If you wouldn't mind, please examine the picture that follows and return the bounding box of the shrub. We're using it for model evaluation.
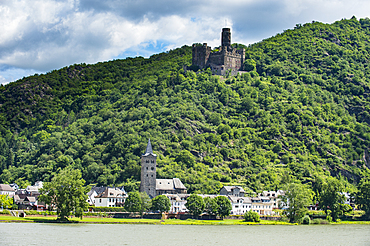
[301,215,311,224]
[326,215,333,223]
[0,209,11,215]
[244,210,261,222]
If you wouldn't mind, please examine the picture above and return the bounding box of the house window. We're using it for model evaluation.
[146,167,148,170]
[151,167,154,170]
[151,160,155,163]
[146,160,149,163]
[99,199,102,203]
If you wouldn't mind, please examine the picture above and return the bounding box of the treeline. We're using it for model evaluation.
[0,18,370,194]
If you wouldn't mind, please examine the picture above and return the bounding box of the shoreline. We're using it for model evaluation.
[0,215,369,225]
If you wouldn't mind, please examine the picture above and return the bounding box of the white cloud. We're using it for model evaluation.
[1,0,370,84]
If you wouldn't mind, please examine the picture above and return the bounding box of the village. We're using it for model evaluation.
[0,140,354,219]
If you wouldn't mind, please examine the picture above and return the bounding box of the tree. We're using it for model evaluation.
[124,191,142,212]
[39,166,88,221]
[0,194,13,208]
[356,179,370,219]
[139,192,152,216]
[214,196,232,219]
[151,195,171,214]
[185,194,205,218]
[280,183,313,223]
[244,210,260,222]
[318,178,346,221]
[204,197,218,215]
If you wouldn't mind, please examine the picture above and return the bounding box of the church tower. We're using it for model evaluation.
[140,139,157,198]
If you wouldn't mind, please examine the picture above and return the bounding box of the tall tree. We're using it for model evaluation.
[151,195,171,215]
[280,183,313,223]
[185,194,205,218]
[356,179,370,219]
[39,166,88,221]
[204,197,218,216]
[139,192,152,216]
[124,191,142,213]
[214,196,232,219]
[318,178,347,221]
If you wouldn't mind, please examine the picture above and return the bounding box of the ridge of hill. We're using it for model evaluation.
[1,17,370,193]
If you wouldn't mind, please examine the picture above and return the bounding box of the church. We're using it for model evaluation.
[140,139,187,198]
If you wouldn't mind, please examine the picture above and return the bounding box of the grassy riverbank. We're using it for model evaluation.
[0,215,294,225]
[1,215,370,225]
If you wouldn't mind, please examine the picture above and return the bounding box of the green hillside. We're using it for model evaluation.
[1,17,370,194]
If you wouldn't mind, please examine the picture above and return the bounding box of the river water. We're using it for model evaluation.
[0,223,369,246]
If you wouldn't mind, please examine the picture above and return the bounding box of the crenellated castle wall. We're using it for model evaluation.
[192,28,245,75]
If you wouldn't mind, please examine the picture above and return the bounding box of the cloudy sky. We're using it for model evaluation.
[0,0,369,84]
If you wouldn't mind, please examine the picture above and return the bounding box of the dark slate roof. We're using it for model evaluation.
[222,185,245,193]
[88,186,108,196]
[142,139,157,157]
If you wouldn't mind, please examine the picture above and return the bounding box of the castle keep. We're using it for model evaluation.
[192,28,245,75]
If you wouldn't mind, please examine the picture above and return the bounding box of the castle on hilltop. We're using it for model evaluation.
[192,28,245,75]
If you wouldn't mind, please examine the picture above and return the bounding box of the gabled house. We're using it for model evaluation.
[156,178,187,196]
[251,196,274,215]
[165,194,190,213]
[86,186,106,206]
[0,184,15,197]
[260,190,284,209]
[94,187,127,207]
[228,196,252,215]
[219,186,245,197]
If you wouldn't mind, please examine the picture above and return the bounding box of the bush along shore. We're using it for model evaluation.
[1,210,369,225]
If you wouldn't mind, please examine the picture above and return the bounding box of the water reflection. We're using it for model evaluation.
[0,223,369,246]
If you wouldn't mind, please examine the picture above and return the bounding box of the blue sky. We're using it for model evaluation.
[1,0,369,84]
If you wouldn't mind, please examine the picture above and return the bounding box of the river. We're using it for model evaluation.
[0,223,369,245]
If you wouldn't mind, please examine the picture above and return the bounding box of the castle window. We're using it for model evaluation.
[151,167,154,170]
[147,174,148,177]
[151,175,153,177]
[146,167,148,170]
[146,160,149,163]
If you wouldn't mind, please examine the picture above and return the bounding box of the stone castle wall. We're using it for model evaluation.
[192,28,245,75]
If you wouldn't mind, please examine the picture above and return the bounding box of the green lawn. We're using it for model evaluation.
[0,215,369,225]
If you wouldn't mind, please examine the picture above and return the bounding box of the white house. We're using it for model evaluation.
[251,196,274,215]
[228,196,252,215]
[260,190,284,209]
[87,186,106,206]
[220,186,245,197]
[165,194,190,213]
[0,184,15,197]
[94,187,126,207]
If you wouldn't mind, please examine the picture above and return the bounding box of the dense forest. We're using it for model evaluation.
[1,17,370,194]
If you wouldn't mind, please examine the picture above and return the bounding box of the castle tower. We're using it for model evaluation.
[140,139,157,198]
[221,28,231,47]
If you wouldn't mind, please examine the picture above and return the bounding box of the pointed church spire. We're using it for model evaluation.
[145,139,153,154]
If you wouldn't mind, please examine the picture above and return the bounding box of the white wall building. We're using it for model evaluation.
[0,184,15,197]
[228,196,252,215]
[165,194,190,213]
[251,196,274,215]
[94,187,126,207]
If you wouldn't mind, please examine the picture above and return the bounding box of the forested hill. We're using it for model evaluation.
[1,17,370,194]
